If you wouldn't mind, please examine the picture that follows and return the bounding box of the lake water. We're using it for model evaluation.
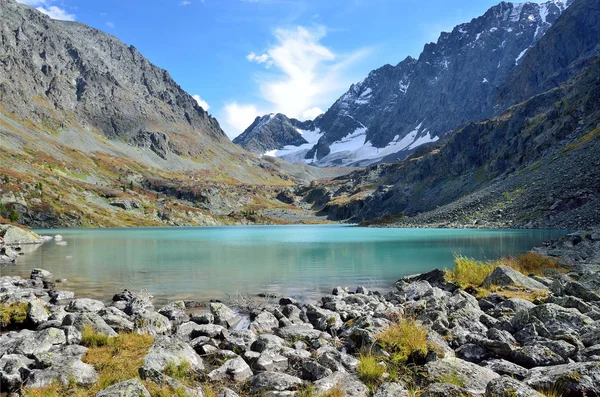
[3,226,568,304]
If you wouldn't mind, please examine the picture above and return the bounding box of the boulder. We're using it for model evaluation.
[133,310,171,336]
[1,225,42,245]
[207,356,253,382]
[62,313,118,337]
[158,301,187,326]
[96,378,151,397]
[275,325,324,341]
[210,303,241,329]
[525,362,600,396]
[302,360,332,381]
[481,359,529,380]
[26,357,98,388]
[125,295,154,316]
[253,351,288,372]
[247,371,303,393]
[485,377,543,397]
[483,266,547,290]
[65,298,105,313]
[424,358,500,396]
[0,353,34,393]
[27,299,49,326]
[421,383,471,397]
[251,334,285,353]
[13,328,66,356]
[30,268,53,281]
[314,371,369,397]
[249,311,279,333]
[139,336,204,379]
[373,382,409,397]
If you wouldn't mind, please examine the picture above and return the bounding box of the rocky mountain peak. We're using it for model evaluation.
[234,0,574,167]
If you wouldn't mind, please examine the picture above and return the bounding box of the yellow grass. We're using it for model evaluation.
[357,355,386,387]
[0,302,28,328]
[376,318,429,363]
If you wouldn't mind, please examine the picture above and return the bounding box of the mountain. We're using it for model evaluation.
[298,0,600,229]
[232,113,318,161]
[0,0,346,227]
[236,0,573,167]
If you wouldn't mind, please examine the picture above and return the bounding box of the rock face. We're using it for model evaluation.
[233,114,317,157]
[0,0,227,159]
[236,0,573,167]
[299,0,600,229]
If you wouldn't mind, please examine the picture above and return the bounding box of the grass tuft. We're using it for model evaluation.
[357,354,386,388]
[376,318,429,364]
[0,302,28,328]
[81,325,110,348]
[163,360,192,381]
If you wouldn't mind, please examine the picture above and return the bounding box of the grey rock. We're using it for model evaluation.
[65,298,105,313]
[99,307,135,332]
[251,334,285,353]
[125,295,154,316]
[26,357,98,388]
[485,377,543,397]
[62,312,118,336]
[275,325,324,341]
[218,387,240,397]
[525,362,600,395]
[191,324,229,340]
[302,360,332,381]
[49,290,75,303]
[207,356,253,382]
[133,310,171,336]
[481,359,529,380]
[139,336,204,379]
[247,371,303,393]
[30,268,52,280]
[158,301,187,326]
[253,351,288,372]
[210,302,241,329]
[27,299,49,326]
[456,343,491,363]
[510,345,565,367]
[0,353,34,393]
[373,382,409,397]
[483,266,547,290]
[425,358,500,396]
[512,303,594,339]
[221,330,257,353]
[190,312,214,325]
[13,327,66,356]
[314,371,369,397]
[96,378,151,397]
[250,311,279,333]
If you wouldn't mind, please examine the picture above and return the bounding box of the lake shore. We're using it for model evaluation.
[1,229,600,396]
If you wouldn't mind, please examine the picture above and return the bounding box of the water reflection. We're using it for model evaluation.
[2,226,568,303]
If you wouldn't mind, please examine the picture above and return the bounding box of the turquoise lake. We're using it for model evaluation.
[3,226,568,303]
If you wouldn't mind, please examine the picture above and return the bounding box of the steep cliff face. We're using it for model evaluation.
[0,0,229,160]
[237,0,574,167]
[300,0,600,228]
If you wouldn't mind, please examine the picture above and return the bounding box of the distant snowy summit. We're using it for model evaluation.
[234,0,573,167]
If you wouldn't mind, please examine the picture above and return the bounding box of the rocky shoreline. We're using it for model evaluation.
[1,231,600,396]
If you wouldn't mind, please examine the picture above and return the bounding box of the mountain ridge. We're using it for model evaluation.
[235,0,574,167]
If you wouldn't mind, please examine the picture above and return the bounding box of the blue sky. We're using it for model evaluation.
[18,0,548,138]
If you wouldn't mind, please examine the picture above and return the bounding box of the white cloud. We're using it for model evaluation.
[230,25,369,138]
[192,95,210,111]
[223,102,263,139]
[16,0,76,21]
[106,21,115,28]
[246,52,271,65]
[180,0,192,5]
[302,107,324,120]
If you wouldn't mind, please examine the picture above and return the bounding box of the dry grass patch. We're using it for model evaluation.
[80,325,110,348]
[476,285,550,302]
[0,302,28,328]
[21,331,154,396]
[445,253,567,290]
[376,318,429,364]
[357,354,386,388]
